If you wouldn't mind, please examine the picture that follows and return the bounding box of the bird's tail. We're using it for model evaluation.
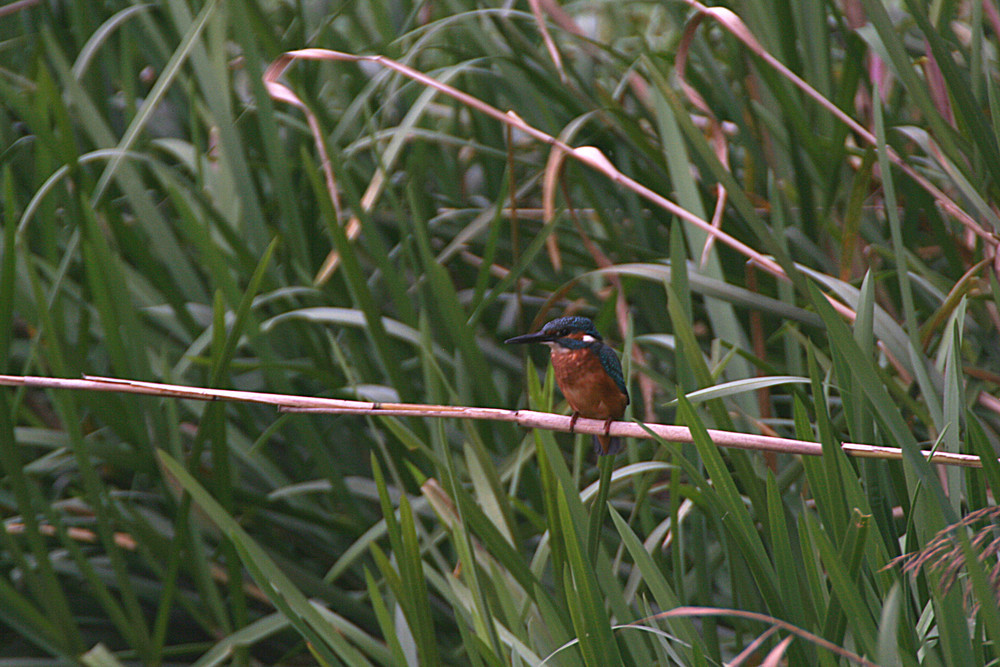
[593,434,625,456]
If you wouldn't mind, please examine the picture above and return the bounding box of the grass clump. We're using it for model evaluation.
[2,0,1000,664]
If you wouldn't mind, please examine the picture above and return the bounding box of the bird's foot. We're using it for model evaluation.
[568,412,580,434]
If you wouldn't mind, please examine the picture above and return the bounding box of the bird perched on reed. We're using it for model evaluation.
[506,316,629,455]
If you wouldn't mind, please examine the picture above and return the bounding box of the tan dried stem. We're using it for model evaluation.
[261,48,787,284]
[632,607,879,667]
[0,0,41,18]
[263,53,343,221]
[262,47,877,337]
[527,0,566,82]
[0,373,990,469]
[259,32,979,388]
[674,11,730,267]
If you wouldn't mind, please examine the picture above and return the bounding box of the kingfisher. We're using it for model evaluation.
[506,316,630,456]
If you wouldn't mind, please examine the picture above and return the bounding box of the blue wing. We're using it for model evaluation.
[597,344,629,403]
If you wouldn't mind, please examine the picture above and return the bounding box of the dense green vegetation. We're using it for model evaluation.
[3,0,1000,664]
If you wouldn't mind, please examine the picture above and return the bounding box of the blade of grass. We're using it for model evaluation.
[556,489,623,666]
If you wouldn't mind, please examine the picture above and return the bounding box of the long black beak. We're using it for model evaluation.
[504,331,552,345]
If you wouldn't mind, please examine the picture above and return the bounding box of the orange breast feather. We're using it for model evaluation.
[551,348,628,420]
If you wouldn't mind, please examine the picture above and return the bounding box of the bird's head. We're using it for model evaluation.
[505,316,602,350]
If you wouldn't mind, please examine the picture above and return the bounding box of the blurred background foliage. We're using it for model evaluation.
[2,0,1000,664]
